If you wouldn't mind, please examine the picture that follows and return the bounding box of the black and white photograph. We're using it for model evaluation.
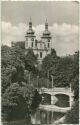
[1,1,79,125]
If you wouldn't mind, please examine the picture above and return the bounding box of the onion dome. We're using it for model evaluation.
[43,19,51,36]
[25,18,35,37]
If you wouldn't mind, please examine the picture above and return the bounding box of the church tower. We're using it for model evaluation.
[25,18,52,64]
[25,18,36,51]
[41,19,52,54]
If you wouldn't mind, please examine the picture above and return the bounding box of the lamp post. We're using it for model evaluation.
[47,70,50,88]
[29,72,31,84]
[51,75,54,89]
[37,76,39,89]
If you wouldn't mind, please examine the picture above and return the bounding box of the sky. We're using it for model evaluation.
[1,1,79,56]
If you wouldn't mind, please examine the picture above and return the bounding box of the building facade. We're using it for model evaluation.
[25,19,52,64]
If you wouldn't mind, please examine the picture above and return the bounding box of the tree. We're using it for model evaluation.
[25,49,38,74]
[65,100,79,124]
[2,83,34,122]
[1,45,12,68]
[1,45,25,92]
[10,62,25,85]
[41,49,74,87]
[1,66,13,94]
[71,51,79,100]
[65,52,79,124]
[42,49,60,77]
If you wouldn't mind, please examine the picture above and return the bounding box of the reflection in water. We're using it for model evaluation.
[31,94,69,124]
[31,109,65,124]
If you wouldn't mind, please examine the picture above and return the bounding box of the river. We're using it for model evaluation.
[2,93,70,125]
[31,94,69,124]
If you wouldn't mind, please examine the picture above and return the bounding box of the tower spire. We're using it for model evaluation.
[30,17,31,22]
[29,17,32,30]
[45,18,48,30]
[46,18,47,23]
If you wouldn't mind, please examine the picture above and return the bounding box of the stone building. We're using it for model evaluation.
[11,19,52,64]
[25,19,52,64]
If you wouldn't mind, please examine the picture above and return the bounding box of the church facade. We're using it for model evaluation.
[25,19,52,64]
[11,19,52,64]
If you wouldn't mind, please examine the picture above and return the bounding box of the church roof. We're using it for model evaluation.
[27,29,35,35]
[43,30,51,36]
[42,19,51,37]
[25,18,35,37]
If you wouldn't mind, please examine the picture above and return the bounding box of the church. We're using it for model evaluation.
[12,19,52,64]
[25,19,52,64]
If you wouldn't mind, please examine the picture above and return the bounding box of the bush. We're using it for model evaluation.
[65,100,79,124]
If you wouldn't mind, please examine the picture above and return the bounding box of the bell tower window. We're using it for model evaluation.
[40,43,42,48]
[32,38,34,41]
[26,42,28,47]
[48,39,50,42]
[48,43,50,48]
[26,38,28,41]
[35,41,37,47]
[32,42,33,47]
[40,52,42,58]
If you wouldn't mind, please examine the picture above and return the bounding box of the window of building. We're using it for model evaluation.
[35,41,37,47]
[26,38,28,41]
[48,43,50,48]
[32,38,34,41]
[32,42,33,47]
[40,52,42,58]
[26,42,28,47]
[48,39,50,42]
[40,43,42,48]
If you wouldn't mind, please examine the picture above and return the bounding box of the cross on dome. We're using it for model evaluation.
[45,18,48,30]
[29,17,32,30]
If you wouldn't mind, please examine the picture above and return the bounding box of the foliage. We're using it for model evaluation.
[1,43,79,124]
[65,52,79,124]
[31,89,42,110]
[42,49,74,87]
[71,51,79,100]
[11,64,24,84]
[2,83,34,121]
[65,100,79,124]
[1,45,40,122]
[42,49,60,77]
[1,45,38,92]
[25,49,38,73]
[1,45,25,93]
[1,45,12,68]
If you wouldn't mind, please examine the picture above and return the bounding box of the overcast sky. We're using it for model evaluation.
[1,1,79,56]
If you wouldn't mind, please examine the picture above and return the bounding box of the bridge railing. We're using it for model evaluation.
[39,87,72,93]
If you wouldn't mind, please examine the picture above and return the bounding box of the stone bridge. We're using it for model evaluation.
[38,87,74,108]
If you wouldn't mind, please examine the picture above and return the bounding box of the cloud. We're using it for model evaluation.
[1,21,78,56]
[1,22,27,46]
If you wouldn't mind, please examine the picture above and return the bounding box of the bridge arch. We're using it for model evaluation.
[39,87,74,107]
[53,92,71,96]
[41,93,51,105]
[55,94,70,107]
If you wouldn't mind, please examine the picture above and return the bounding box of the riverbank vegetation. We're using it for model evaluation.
[1,43,79,124]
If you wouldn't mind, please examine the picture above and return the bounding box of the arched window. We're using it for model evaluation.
[35,40,37,47]
[40,52,42,58]
[32,38,34,41]
[40,43,42,48]
[48,43,50,48]
[26,42,28,47]
[32,42,33,47]
[26,38,28,41]
[48,39,50,42]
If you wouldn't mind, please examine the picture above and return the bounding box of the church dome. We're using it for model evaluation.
[25,18,35,37]
[42,19,51,37]
[27,29,35,34]
[43,30,51,36]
